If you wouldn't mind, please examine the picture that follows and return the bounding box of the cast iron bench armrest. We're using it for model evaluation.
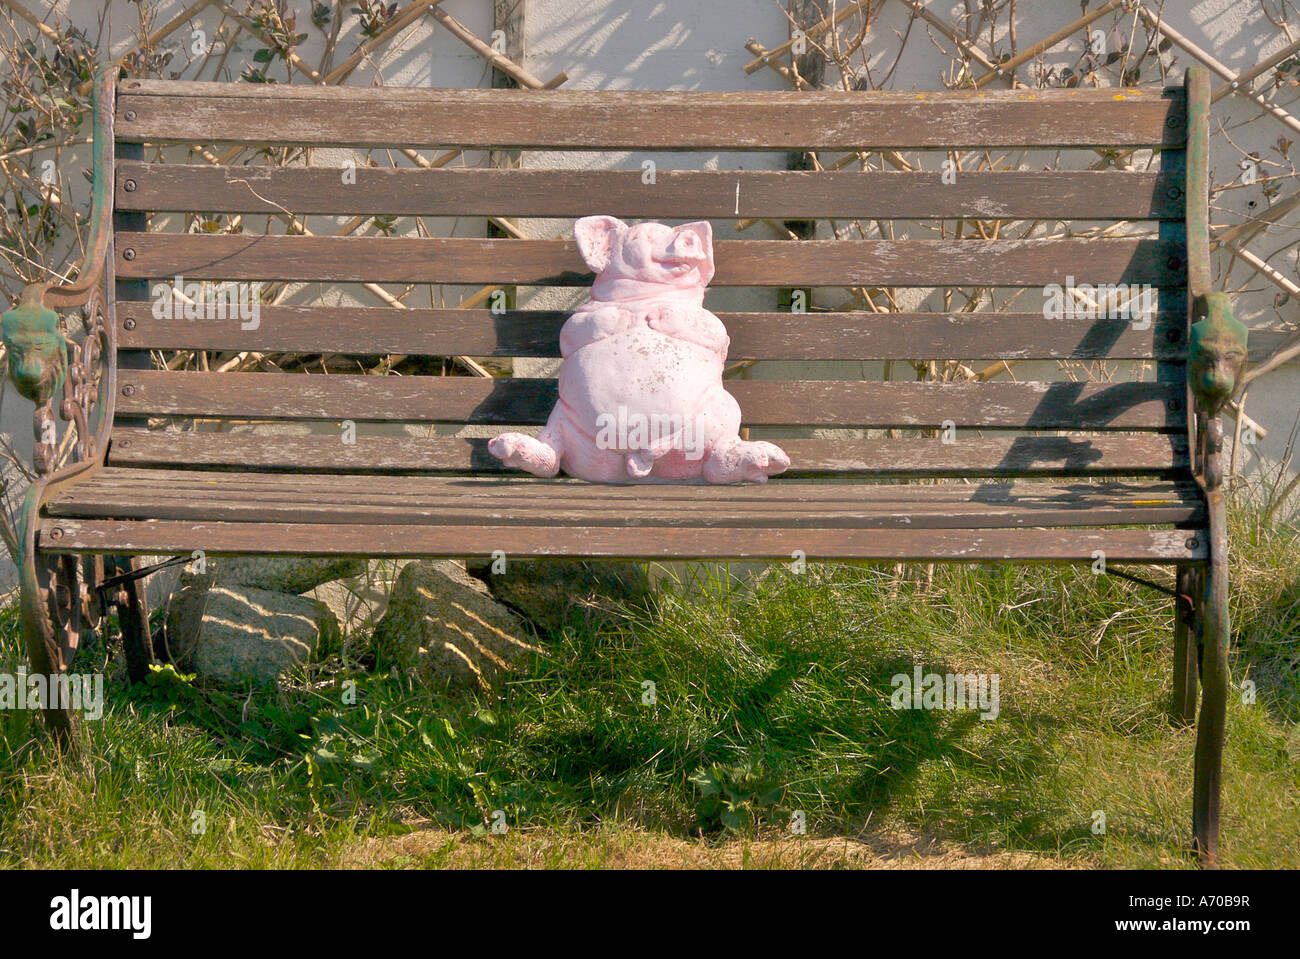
[3,66,120,728]
[1183,68,1247,489]
[2,64,119,477]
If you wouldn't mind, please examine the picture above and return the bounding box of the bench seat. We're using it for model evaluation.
[40,469,1206,561]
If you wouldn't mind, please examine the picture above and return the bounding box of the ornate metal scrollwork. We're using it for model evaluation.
[1,279,109,476]
[60,280,110,467]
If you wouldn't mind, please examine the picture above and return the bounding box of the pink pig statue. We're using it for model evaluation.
[488,216,791,484]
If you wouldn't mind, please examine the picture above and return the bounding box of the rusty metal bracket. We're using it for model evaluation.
[94,554,189,603]
[1103,564,1190,609]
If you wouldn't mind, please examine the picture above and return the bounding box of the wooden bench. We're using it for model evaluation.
[4,66,1246,866]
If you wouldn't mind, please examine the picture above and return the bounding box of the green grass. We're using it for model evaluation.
[0,503,1296,869]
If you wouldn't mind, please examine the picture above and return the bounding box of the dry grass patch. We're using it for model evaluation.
[345,824,1084,870]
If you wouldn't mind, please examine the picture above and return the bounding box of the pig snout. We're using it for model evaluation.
[665,231,705,262]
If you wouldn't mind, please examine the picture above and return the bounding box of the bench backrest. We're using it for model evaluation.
[107,79,1192,480]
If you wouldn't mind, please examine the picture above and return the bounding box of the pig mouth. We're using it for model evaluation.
[661,259,700,276]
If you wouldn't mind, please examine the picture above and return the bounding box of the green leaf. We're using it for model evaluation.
[417,714,455,746]
[719,808,749,833]
[253,48,274,63]
[688,768,721,797]
[418,715,436,747]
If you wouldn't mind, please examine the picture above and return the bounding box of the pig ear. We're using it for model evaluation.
[574,215,628,273]
[675,220,714,283]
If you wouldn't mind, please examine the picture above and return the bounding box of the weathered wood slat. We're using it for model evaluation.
[56,468,1201,500]
[39,518,1207,563]
[47,503,1197,530]
[49,477,1201,507]
[107,429,1190,476]
[114,232,1188,287]
[114,303,1188,361]
[113,372,1186,430]
[115,81,1186,150]
[115,163,1187,220]
[46,474,1204,529]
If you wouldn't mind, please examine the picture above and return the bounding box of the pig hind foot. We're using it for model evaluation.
[702,438,791,484]
[488,430,563,478]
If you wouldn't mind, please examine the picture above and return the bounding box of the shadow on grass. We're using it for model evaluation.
[513,634,1071,851]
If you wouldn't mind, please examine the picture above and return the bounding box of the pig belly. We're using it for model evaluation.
[559,328,721,425]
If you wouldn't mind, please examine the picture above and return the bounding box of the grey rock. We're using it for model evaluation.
[165,583,341,685]
[308,559,415,637]
[138,554,184,610]
[372,560,539,689]
[645,560,769,596]
[181,554,367,595]
[468,558,651,636]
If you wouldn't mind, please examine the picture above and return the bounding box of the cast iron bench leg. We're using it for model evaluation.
[109,556,155,683]
[1192,490,1229,867]
[1171,565,1199,725]
[18,548,78,742]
